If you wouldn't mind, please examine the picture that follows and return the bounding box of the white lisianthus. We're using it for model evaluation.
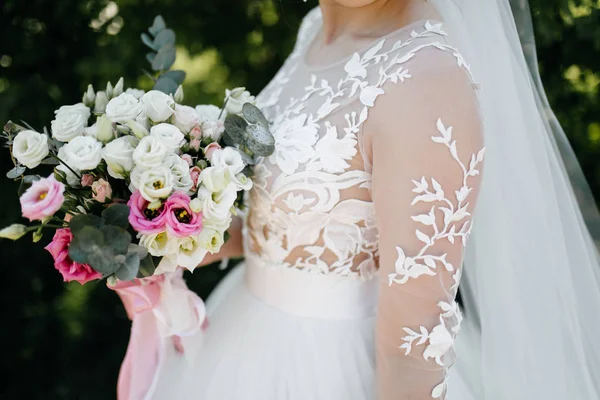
[83,123,98,138]
[56,146,81,187]
[195,183,237,222]
[164,154,193,193]
[197,226,224,254]
[210,147,245,175]
[133,135,169,169]
[128,166,143,191]
[95,114,115,144]
[138,231,178,257]
[0,224,28,240]
[201,120,224,142]
[173,104,200,134]
[61,136,102,171]
[12,130,49,169]
[149,123,184,152]
[195,104,222,122]
[198,166,230,192]
[94,91,109,114]
[51,105,90,142]
[231,172,253,191]
[138,165,173,202]
[224,87,255,115]
[105,93,144,123]
[125,88,145,100]
[102,136,138,179]
[140,90,175,122]
[176,235,208,271]
[126,118,149,139]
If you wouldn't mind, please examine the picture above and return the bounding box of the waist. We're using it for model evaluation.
[244,254,379,320]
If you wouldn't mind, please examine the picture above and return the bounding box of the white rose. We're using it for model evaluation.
[140,90,175,122]
[138,165,173,202]
[51,109,88,142]
[224,87,255,115]
[149,123,184,152]
[195,183,237,221]
[105,93,144,123]
[61,136,102,171]
[55,103,91,120]
[197,226,224,254]
[56,146,81,187]
[138,231,177,257]
[164,154,193,193]
[12,130,49,169]
[198,166,230,192]
[210,147,245,175]
[102,136,138,179]
[125,88,145,100]
[195,104,222,122]
[133,135,168,169]
[173,105,200,134]
[201,120,224,142]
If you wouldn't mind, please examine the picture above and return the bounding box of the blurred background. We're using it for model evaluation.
[0,0,599,398]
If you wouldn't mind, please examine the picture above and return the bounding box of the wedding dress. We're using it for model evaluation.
[115,3,600,400]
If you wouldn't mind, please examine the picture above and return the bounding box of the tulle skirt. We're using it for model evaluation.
[146,261,475,400]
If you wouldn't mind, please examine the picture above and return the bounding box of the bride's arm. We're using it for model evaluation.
[197,215,245,268]
[364,51,484,399]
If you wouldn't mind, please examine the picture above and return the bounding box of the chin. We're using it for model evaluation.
[332,0,378,7]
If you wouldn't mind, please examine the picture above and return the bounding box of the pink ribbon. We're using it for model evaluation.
[110,269,207,400]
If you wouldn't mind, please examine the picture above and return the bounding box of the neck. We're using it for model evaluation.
[318,0,418,44]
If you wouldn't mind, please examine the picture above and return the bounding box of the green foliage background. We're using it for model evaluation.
[0,1,598,398]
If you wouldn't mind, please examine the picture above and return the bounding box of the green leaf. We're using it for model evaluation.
[224,114,248,144]
[146,52,156,65]
[221,131,236,147]
[161,70,186,85]
[101,204,130,230]
[87,251,118,275]
[69,214,104,235]
[68,226,105,264]
[153,75,178,95]
[244,124,275,156]
[137,255,156,278]
[153,29,176,48]
[141,32,158,51]
[6,165,26,179]
[241,165,255,178]
[101,226,131,256]
[18,175,41,196]
[148,15,166,36]
[114,253,140,281]
[242,103,269,127]
[151,44,176,71]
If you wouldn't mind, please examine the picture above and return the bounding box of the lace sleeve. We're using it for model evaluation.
[364,50,485,399]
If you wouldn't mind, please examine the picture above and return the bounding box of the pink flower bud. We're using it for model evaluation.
[189,126,203,140]
[92,179,112,203]
[81,174,94,187]
[203,142,222,161]
[189,166,202,193]
[181,154,194,166]
[189,138,201,152]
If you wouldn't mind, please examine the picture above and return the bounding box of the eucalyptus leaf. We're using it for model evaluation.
[39,157,60,165]
[141,32,158,51]
[161,70,186,85]
[242,103,269,127]
[151,44,176,71]
[114,253,140,281]
[221,131,236,147]
[232,147,255,166]
[153,29,176,48]
[101,204,130,230]
[224,114,248,144]
[127,243,148,260]
[137,255,156,278]
[146,52,156,65]
[17,175,41,196]
[68,226,105,264]
[6,165,26,179]
[87,251,118,275]
[69,214,104,235]
[101,226,131,256]
[241,165,255,178]
[153,76,178,95]
[148,15,166,36]
[244,124,275,156]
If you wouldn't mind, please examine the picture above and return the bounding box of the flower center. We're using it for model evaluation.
[39,192,48,200]
[143,205,163,220]
[153,180,164,190]
[175,208,191,224]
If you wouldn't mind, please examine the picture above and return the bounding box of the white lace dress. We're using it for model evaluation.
[150,8,484,400]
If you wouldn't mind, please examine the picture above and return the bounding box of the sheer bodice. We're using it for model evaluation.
[242,8,485,399]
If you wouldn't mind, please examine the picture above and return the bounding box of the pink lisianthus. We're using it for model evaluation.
[45,228,102,284]
[203,142,221,161]
[189,166,202,193]
[81,174,94,187]
[165,191,202,237]
[20,174,65,221]
[127,190,168,234]
[189,126,202,140]
[181,154,193,167]
[92,179,112,203]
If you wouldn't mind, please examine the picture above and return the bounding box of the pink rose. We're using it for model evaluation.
[81,174,94,187]
[127,190,168,234]
[20,174,65,221]
[189,126,202,140]
[189,138,201,152]
[92,178,112,203]
[45,228,102,284]
[181,154,193,166]
[203,142,221,161]
[165,191,202,237]
[189,166,202,193]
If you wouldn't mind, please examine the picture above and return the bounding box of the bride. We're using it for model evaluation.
[113,1,600,399]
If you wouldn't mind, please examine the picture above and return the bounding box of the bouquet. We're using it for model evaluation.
[0,16,274,285]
